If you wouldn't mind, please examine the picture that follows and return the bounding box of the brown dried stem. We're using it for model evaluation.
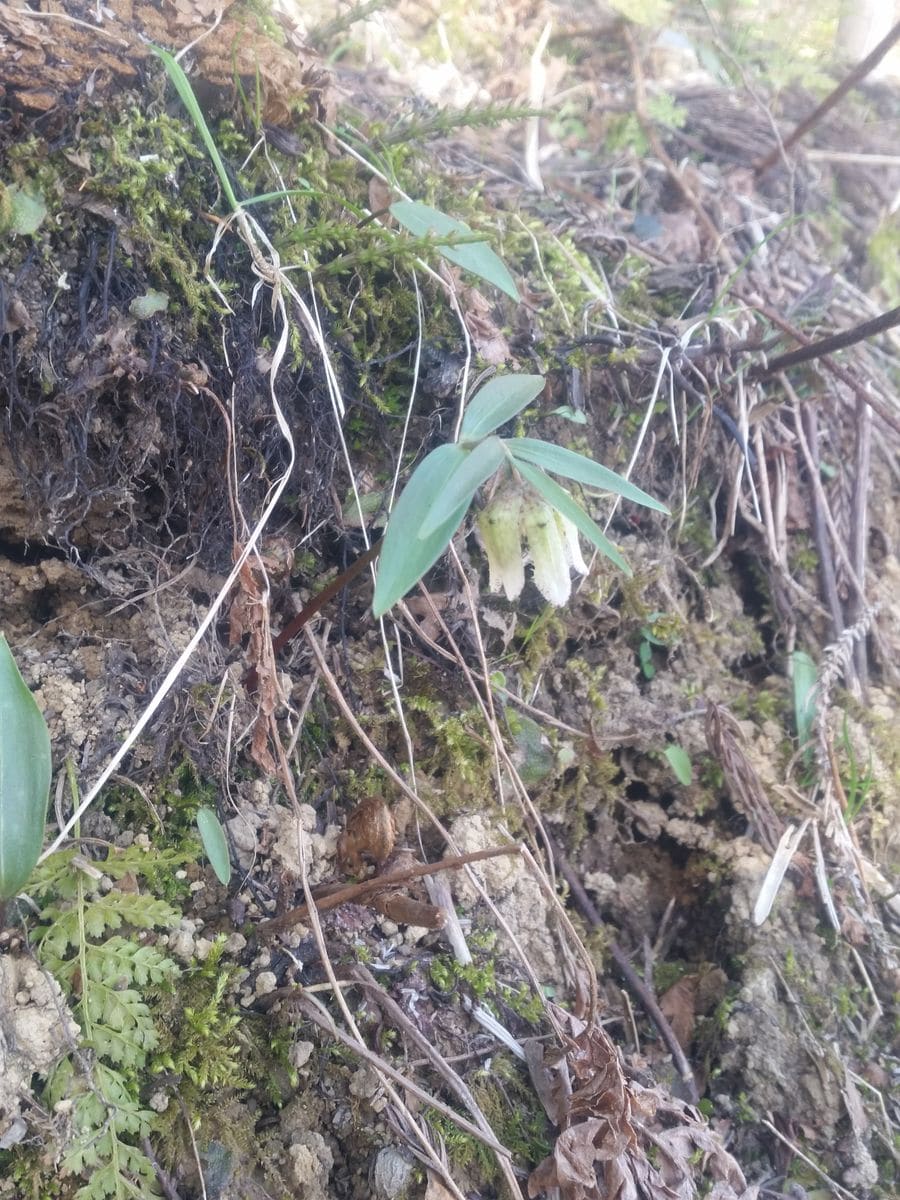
[243,538,381,692]
[547,835,699,1104]
[755,19,900,175]
[754,304,900,378]
[256,844,520,938]
[749,304,900,438]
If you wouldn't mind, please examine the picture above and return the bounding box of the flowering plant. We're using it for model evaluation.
[372,374,667,616]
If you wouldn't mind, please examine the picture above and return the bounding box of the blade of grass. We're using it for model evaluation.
[150,43,240,212]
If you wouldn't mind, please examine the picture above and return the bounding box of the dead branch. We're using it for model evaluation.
[753,304,900,377]
[755,19,900,175]
[256,845,521,938]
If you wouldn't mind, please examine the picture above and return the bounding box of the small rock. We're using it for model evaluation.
[372,1146,415,1199]
[0,1116,28,1150]
[403,924,431,944]
[287,1130,333,1200]
[290,1040,314,1069]
[349,1065,382,1101]
[168,929,196,962]
[254,971,278,997]
[194,938,213,961]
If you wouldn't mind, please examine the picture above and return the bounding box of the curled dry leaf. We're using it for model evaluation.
[658,975,699,1052]
[705,702,782,853]
[373,892,445,929]
[461,285,511,365]
[228,544,290,777]
[337,796,397,874]
[528,1007,758,1200]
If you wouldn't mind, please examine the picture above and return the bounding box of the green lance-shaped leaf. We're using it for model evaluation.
[664,744,693,786]
[150,44,240,212]
[506,438,669,513]
[0,633,51,900]
[390,200,520,301]
[792,650,817,753]
[373,444,471,617]
[512,460,632,575]
[418,436,506,539]
[196,807,232,886]
[459,375,546,441]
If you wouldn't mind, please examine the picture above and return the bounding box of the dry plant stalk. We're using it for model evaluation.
[705,703,783,853]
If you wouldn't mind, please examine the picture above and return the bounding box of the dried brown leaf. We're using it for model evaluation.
[528,1118,611,1197]
[461,286,511,365]
[373,891,445,928]
[525,1038,572,1126]
[705,703,782,852]
[658,976,698,1051]
[337,796,397,874]
[529,1011,757,1200]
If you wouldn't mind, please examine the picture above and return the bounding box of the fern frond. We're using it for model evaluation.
[36,894,180,959]
[52,937,178,989]
[36,855,181,1200]
[70,1135,160,1200]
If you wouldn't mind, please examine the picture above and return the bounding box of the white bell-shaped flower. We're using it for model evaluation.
[477,487,525,600]
[521,496,572,606]
[479,482,590,606]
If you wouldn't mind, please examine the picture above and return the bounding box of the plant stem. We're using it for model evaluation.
[755,19,900,175]
[243,538,381,692]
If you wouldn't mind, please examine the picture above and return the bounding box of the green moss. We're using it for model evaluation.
[427,1056,551,1184]
[403,692,492,803]
[789,533,819,575]
[153,938,249,1096]
[566,656,608,711]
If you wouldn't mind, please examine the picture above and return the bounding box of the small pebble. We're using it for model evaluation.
[254,971,278,996]
[290,1041,314,1069]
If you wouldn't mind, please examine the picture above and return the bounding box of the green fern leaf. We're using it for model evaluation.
[36,850,181,1200]
[85,938,178,988]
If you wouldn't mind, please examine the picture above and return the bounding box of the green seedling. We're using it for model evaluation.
[791,649,817,760]
[664,743,693,786]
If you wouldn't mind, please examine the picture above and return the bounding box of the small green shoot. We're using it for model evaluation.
[150,44,240,212]
[838,715,873,823]
[791,649,817,757]
[664,744,693,786]
[638,626,668,679]
[196,807,232,885]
